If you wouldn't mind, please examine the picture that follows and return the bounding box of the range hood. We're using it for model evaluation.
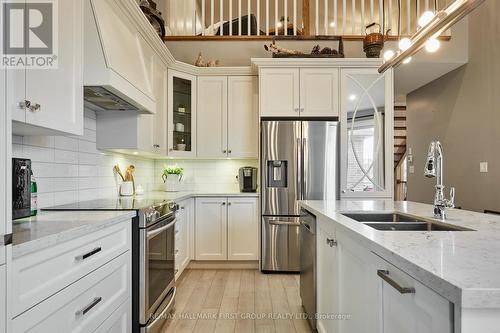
[84,0,156,113]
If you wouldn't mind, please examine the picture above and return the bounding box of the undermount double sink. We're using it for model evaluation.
[342,213,475,232]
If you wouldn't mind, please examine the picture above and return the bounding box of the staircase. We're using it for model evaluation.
[394,105,407,168]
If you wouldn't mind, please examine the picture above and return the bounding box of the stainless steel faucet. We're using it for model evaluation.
[424,141,455,219]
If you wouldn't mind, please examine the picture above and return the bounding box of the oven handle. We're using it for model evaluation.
[147,219,176,240]
[146,287,177,330]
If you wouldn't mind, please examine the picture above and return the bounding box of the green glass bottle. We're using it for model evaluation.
[30,171,37,216]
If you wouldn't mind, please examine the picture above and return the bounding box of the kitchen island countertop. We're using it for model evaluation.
[299,200,500,309]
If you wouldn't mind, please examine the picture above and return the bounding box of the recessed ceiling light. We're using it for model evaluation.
[349,94,357,101]
[133,152,138,155]
[418,11,435,27]
[425,38,440,53]
[383,49,395,61]
[398,38,412,51]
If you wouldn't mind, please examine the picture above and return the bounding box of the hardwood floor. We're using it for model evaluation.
[161,269,312,333]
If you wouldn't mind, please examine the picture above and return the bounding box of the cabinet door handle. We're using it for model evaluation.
[75,297,102,317]
[181,206,185,210]
[222,202,226,206]
[326,238,337,247]
[75,247,102,262]
[223,150,227,154]
[29,103,41,112]
[228,150,232,154]
[228,202,232,206]
[377,270,415,294]
[153,144,160,148]
[19,100,31,109]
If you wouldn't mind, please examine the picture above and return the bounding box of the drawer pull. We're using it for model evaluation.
[377,270,415,294]
[75,297,102,317]
[75,247,102,262]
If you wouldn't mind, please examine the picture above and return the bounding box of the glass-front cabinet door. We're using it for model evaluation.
[168,69,197,157]
[340,68,393,198]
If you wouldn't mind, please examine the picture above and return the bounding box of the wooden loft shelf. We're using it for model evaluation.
[163,35,451,42]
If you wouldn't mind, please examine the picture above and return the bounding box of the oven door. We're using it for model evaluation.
[139,215,176,327]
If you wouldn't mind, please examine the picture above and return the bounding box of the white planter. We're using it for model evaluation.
[163,174,182,192]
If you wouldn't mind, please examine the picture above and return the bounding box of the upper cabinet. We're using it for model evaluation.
[197,75,258,159]
[168,70,197,157]
[340,68,393,198]
[10,0,84,136]
[259,67,339,117]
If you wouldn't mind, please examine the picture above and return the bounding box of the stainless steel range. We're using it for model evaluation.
[44,198,178,332]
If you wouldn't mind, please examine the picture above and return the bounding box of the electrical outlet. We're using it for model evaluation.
[480,162,488,173]
[409,165,415,174]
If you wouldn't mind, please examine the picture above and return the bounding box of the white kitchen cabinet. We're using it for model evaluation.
[316,225,339,333]
[260,68,300,117]
[168,70,197,157]
[373,254,453,333]
[197,76,258,159]
[96,56,168,155]
[299,68,339,117]
[11,0,84,136]
[260,67,338,118]
[175,199,192,278]
[340,68,393,198]
[227,76,259,158]
[195,197,258,261]
[197,76,228,158]
[93,300,131,333]
[12,251,130,333]
[195,197,228,260]
[227,198,258,260]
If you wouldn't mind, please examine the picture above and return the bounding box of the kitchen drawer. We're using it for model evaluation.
[374,254,453,333]
[12,221,131,316]
[93,299,131,333]
[12,251,131,333]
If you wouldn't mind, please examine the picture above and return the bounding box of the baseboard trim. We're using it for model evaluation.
[187,260,259,269]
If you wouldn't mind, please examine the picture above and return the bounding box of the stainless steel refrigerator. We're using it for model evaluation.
[261,120,339,272]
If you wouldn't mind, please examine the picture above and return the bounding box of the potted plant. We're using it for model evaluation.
[162,166,183,192]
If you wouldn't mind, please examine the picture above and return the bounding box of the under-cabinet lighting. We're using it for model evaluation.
[379,0,486,73]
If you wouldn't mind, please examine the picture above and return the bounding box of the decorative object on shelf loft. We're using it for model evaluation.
[139,0,166,38]
[177,104,186,113]
[264,36,344,58]
[195,52,220,67]
[363,23,391,58]
[162,166,183,192]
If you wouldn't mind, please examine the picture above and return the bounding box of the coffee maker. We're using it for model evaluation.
[238,167,258,193]
[12,158,31,220]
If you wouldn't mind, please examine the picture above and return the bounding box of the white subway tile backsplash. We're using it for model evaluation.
[78,139,100,154]
[52,178,79,192]
[84,117,97,130]
[12,135,23,144]
[23,136,54,148]
[78,165,98,177]
[54,191,79,206]
[24,145,54,162]
[54,149,78,164]
[54,136,78,151]
[80,128,97,143]
[78,152,102,165]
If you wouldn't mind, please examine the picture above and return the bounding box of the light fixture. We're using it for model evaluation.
[276,21,283,28]
[398,38,412,51]
[425,38,440,52]
[402,56,412,64]
[383,49,395,61]
[418,11,435,27]
[133,152,138,155]
[330,21,336,28]
[349,94,357,101]
[379,0,486,73]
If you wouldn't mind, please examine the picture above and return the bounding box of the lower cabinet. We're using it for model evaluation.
[11,220,132,333]
[316,218,453,333]
[195,197,258,261]
[176,198,193,278]
[373,254,453,333]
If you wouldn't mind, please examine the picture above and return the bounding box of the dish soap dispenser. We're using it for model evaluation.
[30,170,37,216]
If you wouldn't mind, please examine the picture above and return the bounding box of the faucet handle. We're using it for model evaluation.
[448,187,455,208]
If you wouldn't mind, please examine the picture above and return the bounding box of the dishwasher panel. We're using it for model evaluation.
[300,209,317,331]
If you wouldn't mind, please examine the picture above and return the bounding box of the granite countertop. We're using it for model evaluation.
[12,210,136,258]
[299,200,500,309]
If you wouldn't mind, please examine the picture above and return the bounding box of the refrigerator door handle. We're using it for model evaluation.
[296,137,302,202]
[302,137,307,200]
